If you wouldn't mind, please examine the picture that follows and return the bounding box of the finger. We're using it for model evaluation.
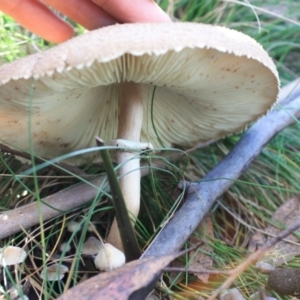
[92,0,171,23]
[0,0,74,43]
[44,0,118,30]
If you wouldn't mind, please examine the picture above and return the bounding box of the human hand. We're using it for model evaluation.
[0,0,171,43]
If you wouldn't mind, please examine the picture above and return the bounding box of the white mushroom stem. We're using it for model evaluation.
[107,82,143,251]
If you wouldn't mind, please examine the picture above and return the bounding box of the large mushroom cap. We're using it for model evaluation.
[0,22,279,164]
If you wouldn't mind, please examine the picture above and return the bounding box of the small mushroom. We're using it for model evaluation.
[40,263,69,281]
[59,242,71,253]
[0,23,279,250]
[94,243,125,271]
[255,261,275,274]
[0,246,26,266]
[220,288,245,300]
[81,236,102,255]
[67,221,81,233]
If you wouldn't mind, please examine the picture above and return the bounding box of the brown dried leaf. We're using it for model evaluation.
[249,197,300,266]
[57,252,180,300]
[189,215,214,283]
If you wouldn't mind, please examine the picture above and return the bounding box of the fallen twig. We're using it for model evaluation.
[0,177,106,239]
[143,78,300,258]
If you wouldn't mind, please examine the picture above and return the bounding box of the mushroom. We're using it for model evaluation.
[0,246,26,266]
[94,243,125,271]
[81,237,125,271]
[67,221,81,233]
[81,236,102,255]
[40,263,69,281]
[0,23,279,250]
[59,242,71,253]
